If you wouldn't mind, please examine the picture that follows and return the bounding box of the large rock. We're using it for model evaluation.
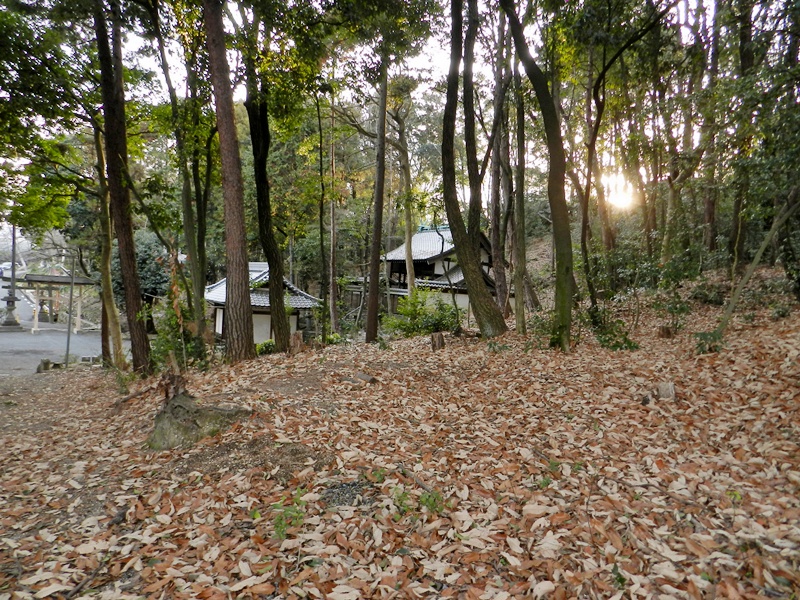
[147,393,251,451]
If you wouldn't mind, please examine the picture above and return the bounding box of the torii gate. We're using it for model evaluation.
[22,273,95,334]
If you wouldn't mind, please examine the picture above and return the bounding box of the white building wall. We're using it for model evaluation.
[215,309,300,344]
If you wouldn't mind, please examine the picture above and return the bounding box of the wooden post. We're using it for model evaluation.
[31,286,40,334]
[75,286,83,334]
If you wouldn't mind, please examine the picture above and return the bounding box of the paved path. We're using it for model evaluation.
[0,281,121,376]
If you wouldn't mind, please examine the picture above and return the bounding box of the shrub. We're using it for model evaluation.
[256,340,276,356]
[383,289,461,337]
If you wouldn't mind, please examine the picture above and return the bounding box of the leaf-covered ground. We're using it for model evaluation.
[1,274,799,599]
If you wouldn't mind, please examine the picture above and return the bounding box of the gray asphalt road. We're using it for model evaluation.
[0,281,120,376]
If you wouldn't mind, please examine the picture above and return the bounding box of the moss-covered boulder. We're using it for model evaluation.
[146,393,251,451]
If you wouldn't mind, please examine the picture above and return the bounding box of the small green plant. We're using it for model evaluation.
[770,304,790,320]
[271,488,307,540]
[595,318,639,351]
[612,563,627,589]
[695,330,724,354]
[149,285,208,371]
[256,340,276,356]
[548,459,561,472]
[392,488,413,517]
[654,288,692,331]
[113,367,138,395]
[689,282,727,306]
[325,332,346,344]
[487,340,510,353]
[726,488,743,505]
[526,311,554,347]
[572,461,584,472]
[419,491,445,514]
[366,468,387,483]
[538,476,552,489]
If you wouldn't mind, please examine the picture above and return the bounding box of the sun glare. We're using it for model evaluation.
[603,173,634,210]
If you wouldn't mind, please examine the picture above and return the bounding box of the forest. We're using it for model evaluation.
[1,0,797,374]
[1,1,800,597]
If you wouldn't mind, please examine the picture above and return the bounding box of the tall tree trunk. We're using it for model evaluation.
[93,0,151,373]
[729,0,755,272]
[501,0,573,350]
[702,0,721,252]
[93,118,125,369]
[513,69,527,333]
[329,88,340,334]
[245,86,290,352]
[393,111,417,294]
[365,57,389,343]
[315,93,329,342]
[203,0,255,362]
[443,0,507,339]
[463,0,483,254]
[146,0,206,354]
[490,12,509,316]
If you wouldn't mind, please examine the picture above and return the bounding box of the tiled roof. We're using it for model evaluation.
[204,263,320,309]
[384,228,454,262]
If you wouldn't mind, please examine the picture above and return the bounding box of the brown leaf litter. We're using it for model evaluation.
[1,275,798,599]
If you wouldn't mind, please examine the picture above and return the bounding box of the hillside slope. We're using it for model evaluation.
[1,275,798,599]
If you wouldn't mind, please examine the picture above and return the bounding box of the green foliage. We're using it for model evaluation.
[770,304,790,320]
[366,468,387,483]
[612,563,627,589]
[419,491,444,514]
[149,281,206,371]
[694,330,724,354]
[316,332,347,345]
[653,289,691,331]
[256,340,277,356]
[383,289,461,337]
[582,308,639,351]
[391,487,413,517]
[690,282,727,306]
[525,311,555,349]
[272,488,307,540]
[111,230,169,307]
[0,7,77,154]
[487,340,510,353]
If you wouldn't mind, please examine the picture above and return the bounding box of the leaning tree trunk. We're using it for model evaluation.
[93,121,126,370]
[443,0,507,339]
[204,0,255,362]
[502,0,573,351]
[94,0,151,373]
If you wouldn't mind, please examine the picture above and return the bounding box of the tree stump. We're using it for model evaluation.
[289,331,305,355]
[431,332,445,351]
[146,374,251,450]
